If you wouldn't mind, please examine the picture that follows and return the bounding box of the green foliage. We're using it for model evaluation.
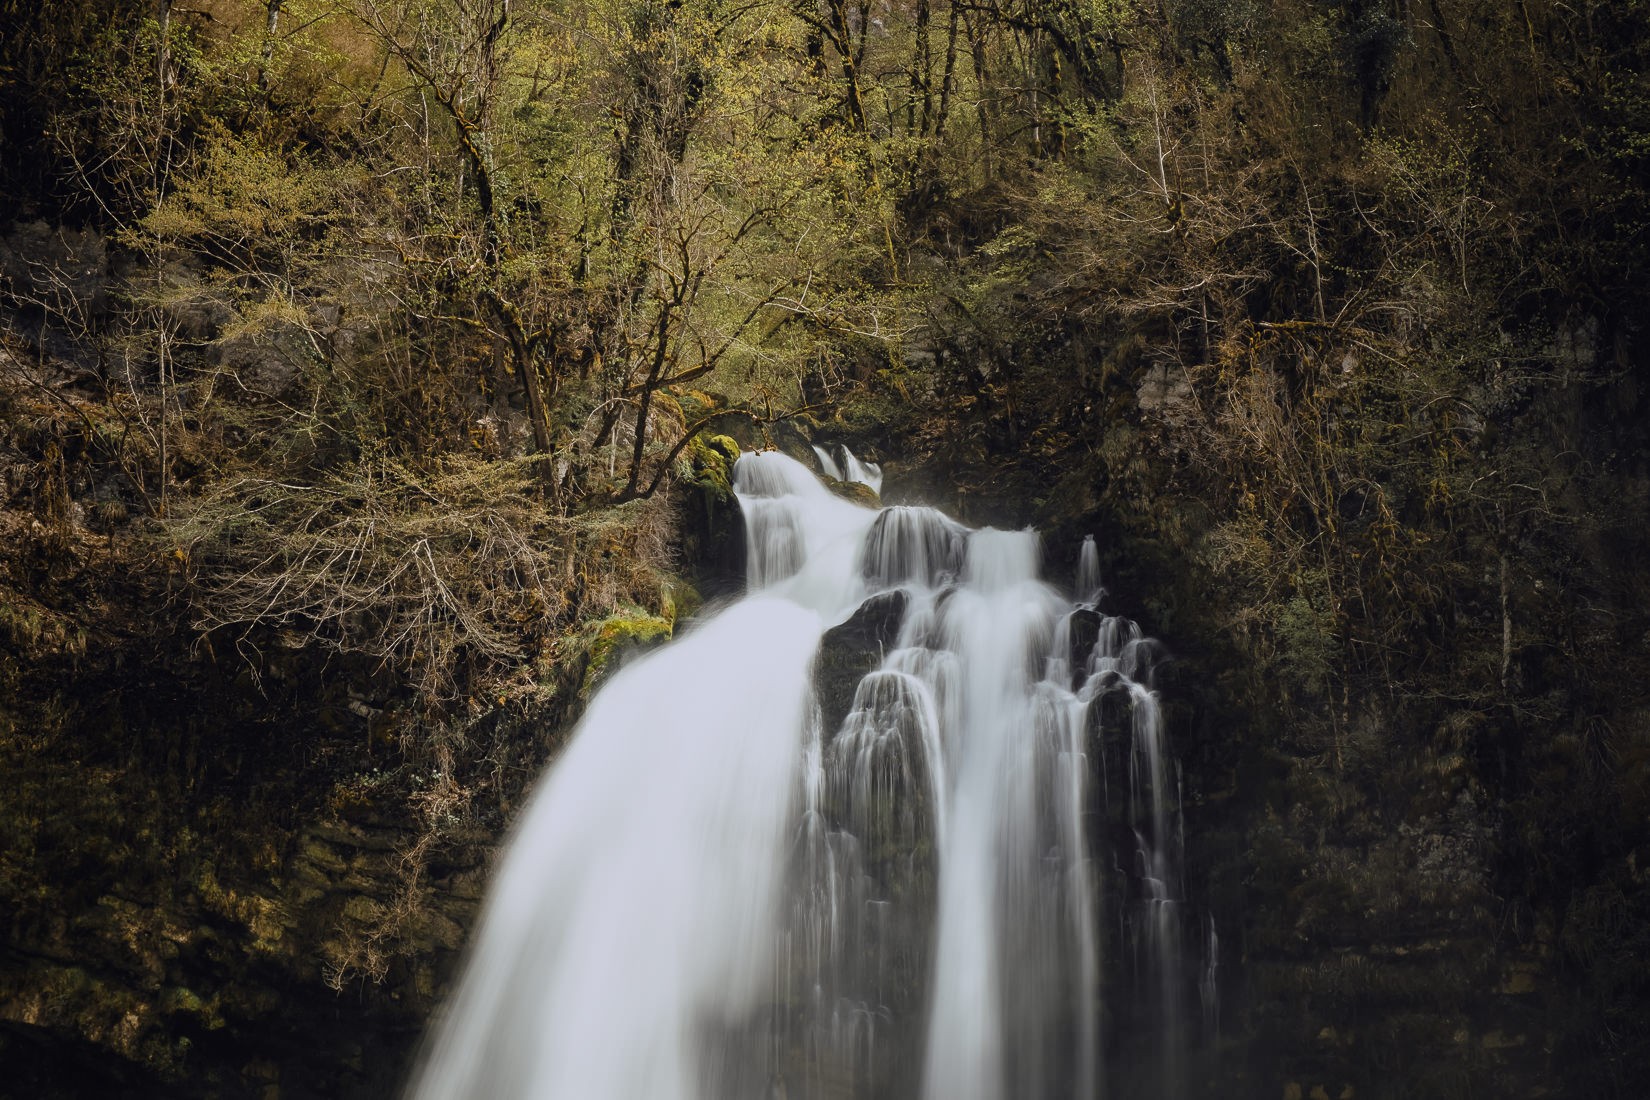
[1272,588,1338,699]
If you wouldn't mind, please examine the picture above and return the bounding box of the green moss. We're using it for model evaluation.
[681,434,735,500]
[581,610,673,697]
[705,434,741,467]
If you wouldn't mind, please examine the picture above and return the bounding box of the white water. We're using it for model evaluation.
[812,444,844,482]
[407,450,1199,1100]
[843,451,884,495]
[1078,534,1102,602]
[814,443,884,496]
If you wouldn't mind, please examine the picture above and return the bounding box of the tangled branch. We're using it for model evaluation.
[169,454,671,707]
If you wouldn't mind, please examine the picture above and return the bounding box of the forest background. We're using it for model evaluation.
[1,1,1648,1097]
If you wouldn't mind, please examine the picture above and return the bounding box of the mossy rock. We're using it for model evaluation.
[681,433,740,500]
[675,434,748,598]
[704,434,741,468]
[0,589,87,656]
[826,478,880,507]
[581,611,673,698]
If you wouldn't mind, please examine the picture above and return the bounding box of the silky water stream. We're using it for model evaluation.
[406,450,1208,1099]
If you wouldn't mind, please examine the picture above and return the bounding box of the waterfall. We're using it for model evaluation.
[842,450,883,495]
[406,450,1203,1100]
[812,444,844,482]
[1077,534,1102,603]
[814,443,884,496]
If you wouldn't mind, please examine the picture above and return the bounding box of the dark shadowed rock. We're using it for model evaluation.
[815,589,908,736]
[1067,607,1101,683]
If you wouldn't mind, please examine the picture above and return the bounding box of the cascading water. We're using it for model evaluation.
[813,443,884,496]
[1078,533,1103,603]
[406,451,1206,1100]
[842,451,884,496]
[812,444,844,482]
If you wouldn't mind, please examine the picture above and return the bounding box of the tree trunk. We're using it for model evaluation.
[257,0,283,90]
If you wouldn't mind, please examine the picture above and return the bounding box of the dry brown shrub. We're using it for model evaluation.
[168,453,674,709]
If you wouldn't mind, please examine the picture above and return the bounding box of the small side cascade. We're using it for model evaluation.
[1077,534,1103,603]
[813,442,884,495]
[1072,586,1199,1100]
[813,444,845,482]
[735,452,874,613]
[405,449,1211,1100]
[842,450,884,495]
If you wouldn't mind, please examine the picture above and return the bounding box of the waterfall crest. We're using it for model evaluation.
[406,450,1202,1100]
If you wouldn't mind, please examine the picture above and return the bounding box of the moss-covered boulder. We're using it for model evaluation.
[825,477,881,507]
[679,432,740,501]
[703,433,740,470]
[579,610,673,699]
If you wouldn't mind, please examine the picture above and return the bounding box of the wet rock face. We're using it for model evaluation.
[815,589,908,736]
[1065,607,1102,688]
[796,588,939,1100]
